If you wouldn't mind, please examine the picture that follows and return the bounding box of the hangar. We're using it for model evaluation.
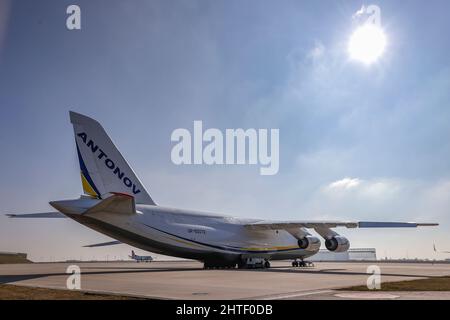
[309,248,377,261]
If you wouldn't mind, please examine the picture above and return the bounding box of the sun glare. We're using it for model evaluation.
[348,24,387,64]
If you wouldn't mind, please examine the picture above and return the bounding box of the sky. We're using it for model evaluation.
[0,0,449,261]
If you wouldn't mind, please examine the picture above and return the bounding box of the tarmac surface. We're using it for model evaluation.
[1,261,449,299]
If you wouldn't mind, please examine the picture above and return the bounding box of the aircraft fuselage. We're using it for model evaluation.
[58,200,319,266]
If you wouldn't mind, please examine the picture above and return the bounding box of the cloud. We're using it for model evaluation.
[323,177,403,202]
[327,177,361,190]
[309,177,448,222]
[274,175,449,259]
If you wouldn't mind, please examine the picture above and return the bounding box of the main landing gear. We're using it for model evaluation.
[238,258,270,269]
[203,262,236,269]
[291,259,314,268]
[203,258,271,270]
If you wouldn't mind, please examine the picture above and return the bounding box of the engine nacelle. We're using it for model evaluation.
[297,236,321,251]
[324,236,350,252]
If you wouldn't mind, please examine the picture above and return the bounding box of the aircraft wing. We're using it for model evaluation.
[6,212,66,218]
[244,220,438,230]
[83,240,122,247]
[357,221,438,227]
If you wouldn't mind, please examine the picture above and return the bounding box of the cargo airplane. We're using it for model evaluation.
[6,112,438,269]
[129,250,153,263]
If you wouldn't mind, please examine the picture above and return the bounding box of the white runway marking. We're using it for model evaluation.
[261,290,334,300]
[334,292,399,299]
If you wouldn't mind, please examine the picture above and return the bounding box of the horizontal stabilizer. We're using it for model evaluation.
[84,192,136,215]
[6,212,66,218]
[83,240,122,247]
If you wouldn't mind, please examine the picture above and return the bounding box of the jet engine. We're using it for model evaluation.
[324,236,350,252]
[297,235,321,251]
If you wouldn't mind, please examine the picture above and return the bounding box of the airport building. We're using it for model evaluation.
[310,248,377,261]
[0,251,31,264]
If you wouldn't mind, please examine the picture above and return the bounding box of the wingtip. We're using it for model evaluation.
[418,223,439,227]
[358,221,440,228]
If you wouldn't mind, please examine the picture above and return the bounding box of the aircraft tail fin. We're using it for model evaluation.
[69,111,156,205]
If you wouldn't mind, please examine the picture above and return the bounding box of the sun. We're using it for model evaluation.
[348,23,387,64]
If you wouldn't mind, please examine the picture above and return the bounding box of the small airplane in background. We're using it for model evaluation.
[129,250,153,263]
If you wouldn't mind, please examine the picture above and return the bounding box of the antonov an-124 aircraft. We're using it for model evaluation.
[6,112,438,269]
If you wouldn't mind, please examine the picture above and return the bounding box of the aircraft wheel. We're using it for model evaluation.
[203,263,212,269]
[264,261,271,268]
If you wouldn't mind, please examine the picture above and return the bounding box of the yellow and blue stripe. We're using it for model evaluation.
[76,141,101,199]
